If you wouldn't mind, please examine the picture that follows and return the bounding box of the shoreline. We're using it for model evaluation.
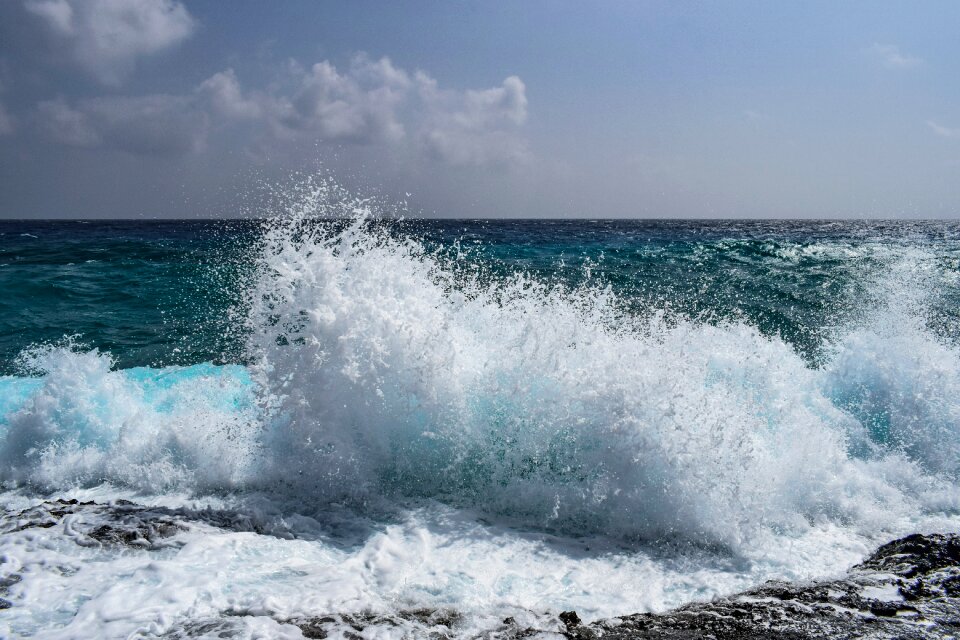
[2,498,958,638]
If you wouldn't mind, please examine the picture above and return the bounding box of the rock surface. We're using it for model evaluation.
[275,533,960,639]
[543,533,960,640]
[2,500,958,638]
[0,498,184,549]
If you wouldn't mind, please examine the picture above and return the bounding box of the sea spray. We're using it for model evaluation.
[822,251,960,480]
[0,345,259,491]
[242,180,959,546]
[0,180,957,553]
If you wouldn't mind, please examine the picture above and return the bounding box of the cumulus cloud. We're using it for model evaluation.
[25,0,195,85]
[36,98,99,145]
[35,54,530,165]
[276,55,412,144]
[928,120,960,139]
[198,56,415,145]
[198,69,263,120]
[865,43,922,70]
[37,94,207,155]
[416,73,529,166]
[201,55,530,165]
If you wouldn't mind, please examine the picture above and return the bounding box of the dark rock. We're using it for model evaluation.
[288,607,461,639]
[159,618,248,638]
[269,533,960,639]
[564,532,960,640]
[0,574,21,590]
[0,572,22,608]
[560,610,582,628]
[560,610,600,640]
[296,617,331,638]
[2,499,184,549]
[4,499,956,639]
[869,602,900,617]
[86,518,182,548]
[858,533,960,577]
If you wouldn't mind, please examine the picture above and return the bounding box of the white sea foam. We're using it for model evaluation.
[0,491,918,639]
[1,184,958,542]
[0,351,259,492]
[0,180,958,637]
[240,184,959,546]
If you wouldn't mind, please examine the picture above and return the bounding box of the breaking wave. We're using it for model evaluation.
[1,180,958,553]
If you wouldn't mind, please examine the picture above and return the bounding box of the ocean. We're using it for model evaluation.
[2,183,960,638]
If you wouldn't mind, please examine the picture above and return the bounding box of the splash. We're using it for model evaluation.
[822,252,960,478]
[242,180,959,546]
[0,179,958,553]
[0,343,258,491]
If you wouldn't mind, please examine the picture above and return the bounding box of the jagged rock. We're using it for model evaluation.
[192,533,960,639]
[84,518,182,548]
[159,617,249,638]
[559,532,960,640]
[3,499,956,638]
[0,498,184,550]
[0,571,20,612]
[287,607,463,639]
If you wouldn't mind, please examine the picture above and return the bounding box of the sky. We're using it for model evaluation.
[0,0,959,219]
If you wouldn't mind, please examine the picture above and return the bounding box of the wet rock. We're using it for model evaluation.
[0,499,185,549]
[860,533,960,577]
[84,519,182,548]
[560,610,600,640]
[271,533,959,639]
[288,607,462,639]
[160,617,250,638]
[559,611,581,628]
[4,499,956,639]
[560,532,960,640]
[0,572,21,608]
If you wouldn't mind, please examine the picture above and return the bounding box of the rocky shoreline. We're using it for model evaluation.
[281,531,960,639]
[2,499,958,638]
[546,532,960,640]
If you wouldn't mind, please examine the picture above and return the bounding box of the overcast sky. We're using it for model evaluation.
[1,0,958,219]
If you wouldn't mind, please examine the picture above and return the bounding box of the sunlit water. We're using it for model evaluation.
[2,181,959,637]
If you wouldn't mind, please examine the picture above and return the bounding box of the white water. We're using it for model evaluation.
[1,183,959,637]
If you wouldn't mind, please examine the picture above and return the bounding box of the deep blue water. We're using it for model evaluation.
[3,219,959,373]
[3,216,960,639]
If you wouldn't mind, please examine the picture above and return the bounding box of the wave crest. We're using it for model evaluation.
[1,181,958,550]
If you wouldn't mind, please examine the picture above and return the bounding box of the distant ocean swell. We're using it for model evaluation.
[1,185,959,556]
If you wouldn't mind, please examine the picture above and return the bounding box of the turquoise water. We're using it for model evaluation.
[2,210,960,637]
[2,212,960,530]
[0,220,255,371]
[4,219,959,371]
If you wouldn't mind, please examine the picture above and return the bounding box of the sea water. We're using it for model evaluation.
[1,180,959,638]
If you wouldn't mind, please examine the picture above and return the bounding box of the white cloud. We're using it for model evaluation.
[37,94,207,155]
[197,56,415,145]
[203,56,530,166]
[198,69,263,120]
[37,98,99,145]
[416,74,529,166]
[865,43,922,70]
[928,120,960,139]
[278,55,411,144]
[34,54,531,166]
[25,0,195,85]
